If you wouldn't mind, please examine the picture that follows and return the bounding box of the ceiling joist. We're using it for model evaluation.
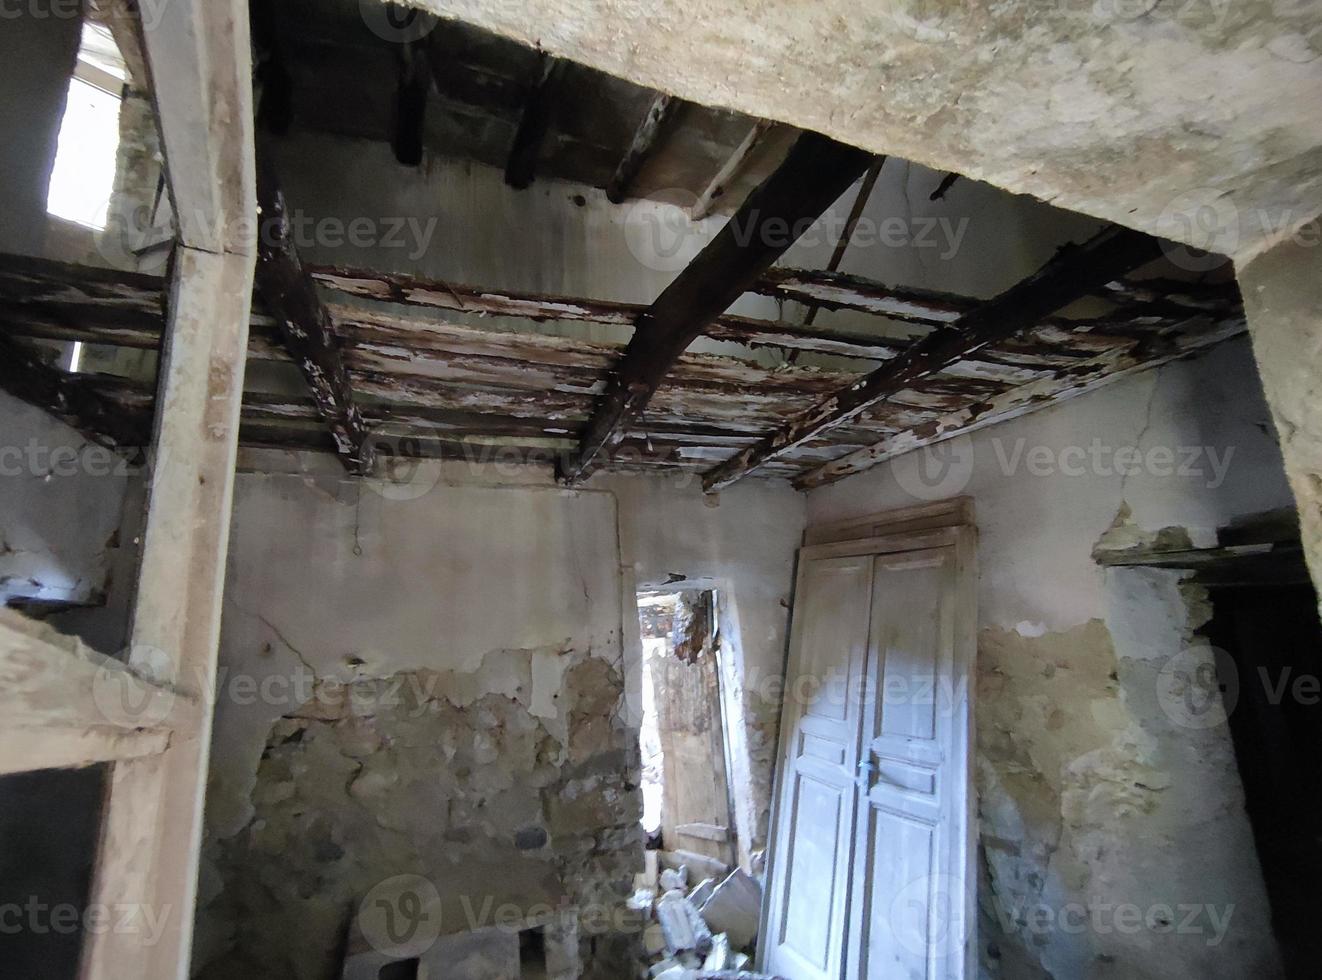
[607,93,681,204]
[559,130,875,483]
[255,158,374,472]
[701,226,1171,492]
[505,54,569,189]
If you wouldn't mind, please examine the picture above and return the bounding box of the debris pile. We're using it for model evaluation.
[628,852,778,980]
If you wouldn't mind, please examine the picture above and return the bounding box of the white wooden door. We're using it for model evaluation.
[762,526,975,980]
[762,554,874,979]
[846,542,973,980]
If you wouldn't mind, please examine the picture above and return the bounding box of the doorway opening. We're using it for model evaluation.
[1206,574,1322,979]
[636,589,739,868]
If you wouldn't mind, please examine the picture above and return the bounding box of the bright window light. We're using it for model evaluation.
[46,75,122,230]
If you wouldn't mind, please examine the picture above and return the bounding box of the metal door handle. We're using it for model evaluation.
[856,757,877,789]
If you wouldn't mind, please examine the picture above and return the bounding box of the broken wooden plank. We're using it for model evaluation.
[607,93,680,204]
[505,54,569,189]
[255,157,373,472]
[690,119,773,220]
[703,226,1169,491]
[560,131,875,482]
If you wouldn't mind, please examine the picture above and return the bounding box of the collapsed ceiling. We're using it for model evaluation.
[0,248,1245,487]
[0,1,1256,489]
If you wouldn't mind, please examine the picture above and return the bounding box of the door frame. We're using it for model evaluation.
[758,500,977,978]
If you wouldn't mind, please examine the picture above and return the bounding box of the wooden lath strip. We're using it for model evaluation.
[795,311,1248,489]
[0,252,1235,374]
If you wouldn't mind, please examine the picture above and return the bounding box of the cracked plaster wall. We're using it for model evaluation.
[0,391,134,611]
[192,459,803,978]
[808,338,1294,979]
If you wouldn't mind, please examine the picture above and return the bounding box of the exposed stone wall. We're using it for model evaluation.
[807,339,1293,979]
[191,461,803,977]
[197,653,641,980]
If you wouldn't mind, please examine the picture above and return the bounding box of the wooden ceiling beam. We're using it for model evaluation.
[606,93,681,204]
[702,226,1170,492]
[690,120,773,221]
[0,335,149,451]
[558,130,875,482]
[392,40,432,167]
[255,158,373,472]
[505,54,569,189]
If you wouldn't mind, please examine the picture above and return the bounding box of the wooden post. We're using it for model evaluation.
[78,1,256,977]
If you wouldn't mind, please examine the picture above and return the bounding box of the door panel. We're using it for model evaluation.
[764,555,874,980]
[654,636,736,865]
[849,547,968,980]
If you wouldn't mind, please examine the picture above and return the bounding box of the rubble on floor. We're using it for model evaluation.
[630,852,780,980]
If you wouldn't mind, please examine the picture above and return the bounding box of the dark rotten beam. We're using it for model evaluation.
[393,40,432,167]
[558,131,875,483]
[255,157,373,472]
[702,226,1169,492]
[505,54,569,190]
[606,93,680,204]
[0,335,149,452]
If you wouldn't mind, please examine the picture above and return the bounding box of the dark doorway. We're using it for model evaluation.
[1207,582,1322,979]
